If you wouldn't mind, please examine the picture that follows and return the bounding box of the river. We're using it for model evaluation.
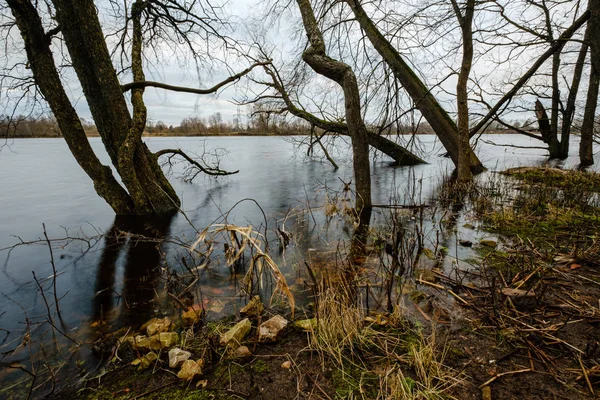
[0,134,594,396]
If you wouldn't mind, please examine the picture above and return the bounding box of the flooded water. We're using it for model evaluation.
[0,134,595,396]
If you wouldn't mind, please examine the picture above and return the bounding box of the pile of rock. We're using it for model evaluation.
[124,297,317,382]
[125,316,204,380]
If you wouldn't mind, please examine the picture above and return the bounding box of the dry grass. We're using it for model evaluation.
[306,266,461,399]
[190,224,295,314]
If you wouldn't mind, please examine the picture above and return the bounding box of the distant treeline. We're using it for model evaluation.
[2,113,549,138]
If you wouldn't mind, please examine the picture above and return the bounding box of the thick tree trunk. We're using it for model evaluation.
[365,134,425,165]
[534,100,561,158]
[344,0,484,174]
[7,0,134,214]
[295,0,371,219]
[52,0,180,214]
[580,0,600,167]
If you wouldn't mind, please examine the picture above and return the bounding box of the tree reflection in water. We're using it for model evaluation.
[92,213,175,329]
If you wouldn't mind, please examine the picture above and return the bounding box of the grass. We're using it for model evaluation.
[475,167,600,266]
[306,268,461,399]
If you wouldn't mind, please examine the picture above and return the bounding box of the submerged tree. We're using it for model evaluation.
[580,0,600,166]
[478,0,592,160]
[3,0,261,215]
[295,0,372,231]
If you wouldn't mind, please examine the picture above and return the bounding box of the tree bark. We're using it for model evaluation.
[452,0,475,182]
[344,0,484,174]
[580,0,600,167]
[560,37,589,157]
[52,0,180,214]
[295,0,371,217]
[535,100,553,145]
[7,0,134,214]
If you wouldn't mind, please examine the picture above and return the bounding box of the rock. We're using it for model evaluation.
[139,351,158,369]
[182,309,204,326]
[177,359,203,381]
[159,332,178,349]
[169,347,192,368]
[234,345,252,360]
[258,315,288,342]
[128,335,161,351]
[479,239,497,248]
[459,239,473,247]
[293,318,317,332]
[220,318,252,347]
[240,295,264,318]
[145,317,172,336]
[281,361,292,369]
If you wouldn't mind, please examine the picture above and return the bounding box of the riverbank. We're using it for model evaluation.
[42,166,600,400]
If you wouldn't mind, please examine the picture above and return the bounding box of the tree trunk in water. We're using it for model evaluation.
[263,66,426,165]
[534,100,563,158]
[295,0,371,213]
[453,0,475,182]
[52,0,180,215]
[580,0,600,167]
[295,0,372,254]
[560,37,589,157]
[548,51,561,159]
[344,0,484,174]
[7,0,134,214]
[365,134,425,165]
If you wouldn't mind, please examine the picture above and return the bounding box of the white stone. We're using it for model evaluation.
[168,347,192,369]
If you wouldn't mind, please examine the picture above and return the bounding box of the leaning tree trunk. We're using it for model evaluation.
[344,0,484,174]
[262,65,426,165]
[52,0,180,214]
[580,0,600,167]
[295,0,371,227]
[7,0,134,214]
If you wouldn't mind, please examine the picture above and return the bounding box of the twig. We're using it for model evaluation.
[42,223,60,314]
[578,357,594,397]
[32,271,53,324]
[478,368,532,388]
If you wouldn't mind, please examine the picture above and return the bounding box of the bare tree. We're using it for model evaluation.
[295,0,372,225]
[3,0,263,215]
[342,0,485,174]
[580,0,600,166]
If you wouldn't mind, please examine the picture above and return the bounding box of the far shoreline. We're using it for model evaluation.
[5,130,538,139]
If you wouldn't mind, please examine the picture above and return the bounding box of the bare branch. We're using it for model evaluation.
[121,61,271,94]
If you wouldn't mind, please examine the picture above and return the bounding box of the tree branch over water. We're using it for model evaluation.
[121,61,271,94]
[155,148,239,180]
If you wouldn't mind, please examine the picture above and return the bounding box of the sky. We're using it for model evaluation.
[0,0,589,128]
